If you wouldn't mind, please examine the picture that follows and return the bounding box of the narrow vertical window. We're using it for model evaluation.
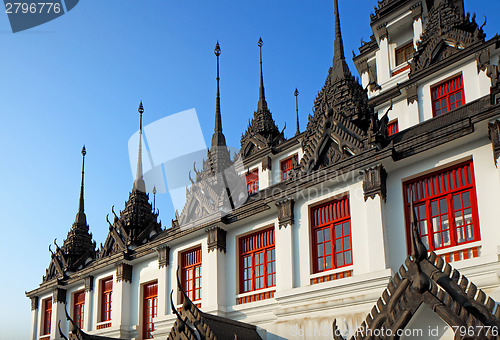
[281,154,298,181]
[387,119,399,136]
[311,196,352,273]
[239,227,276,293]
[431,74,465,117]
[100,278,113,322]
[181,247,202,302]
[403,160,480,252]
[42,298,52,336]
[73,291,85,329]
[246,169,259,194]
[143,281,158,339]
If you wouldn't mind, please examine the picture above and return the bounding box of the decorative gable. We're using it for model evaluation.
[410,0,486,74]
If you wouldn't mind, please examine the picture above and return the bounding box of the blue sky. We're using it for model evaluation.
[1,0,499,337]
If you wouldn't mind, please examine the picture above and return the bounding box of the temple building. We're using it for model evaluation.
[26,0,500,339]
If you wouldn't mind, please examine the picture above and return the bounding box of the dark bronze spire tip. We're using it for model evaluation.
[214,41,221,56]
[138,101,144,115]
[294,88,299,96]
[81,145,86,157]
[258,37,263,47]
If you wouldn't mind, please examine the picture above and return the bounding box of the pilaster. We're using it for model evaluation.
[52,288,67,340]
[203,227,226,311]
[30,296,38,340]
[155,245,170,316]
[376,25,391,85]
[275,198,295,291]
[83,276,93,332]
[114,263,133,333]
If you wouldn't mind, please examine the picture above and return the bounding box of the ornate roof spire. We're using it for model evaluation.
[294,88,300,135]
[134,101,146,192]
[211,41,227,148]
[331,0,351,81]
[257,37,268,111]
[75,145,87,226]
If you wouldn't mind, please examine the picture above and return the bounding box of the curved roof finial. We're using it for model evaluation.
[410,191,428,262]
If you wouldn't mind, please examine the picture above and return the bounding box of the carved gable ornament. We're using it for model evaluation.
[332,206,500,339]
[301,105,367,173]
[410,0,486,75]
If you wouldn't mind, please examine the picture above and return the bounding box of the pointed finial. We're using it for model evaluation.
[75,145,87,226]
[134,101,146,192]
[211,41,227,148]
[152,186,156,212]
[138,101,144,131]
[294,88,300,135]
[257,37,268,111]
[331,0,350,81]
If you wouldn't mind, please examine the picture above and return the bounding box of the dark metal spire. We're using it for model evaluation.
[331,0,351,81]
[134,101,146,192]
[211,41,227,148]
[294,88,300,135]
[257,37,268,111]
[74,145,87,226]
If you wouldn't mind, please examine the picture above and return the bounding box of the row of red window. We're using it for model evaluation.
[245,154,298,195]
[383,74,466,138]
[41,159,479,337]
[40,280,158,339]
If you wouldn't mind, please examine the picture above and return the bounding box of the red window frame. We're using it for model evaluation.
[42,298,52,336]
[395,42,414,66]
[239,227,276,293]
[431,74,465,117]
[100,278,113,322]
[281,154,298,181]
[387,119,399,136]
[311,196,352,273]
[143,281,158,339]
[246,169,259,194]
[181,247,202,302]
[403,160,480,252]
[73,291,85,329]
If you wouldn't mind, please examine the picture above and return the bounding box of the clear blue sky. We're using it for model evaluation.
[1,0,498,337]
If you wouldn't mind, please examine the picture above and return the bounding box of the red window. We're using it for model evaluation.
[100,278,112,322]
[387,120,399,136]
[246,170,259,194]
[239,227,276,293]
[431,74,465,117]
[403,160,480,252]
[73,291,85,329]
[395,42,414,66]
[42,298,52,336]
[143,281,158,339]
[281,154,298,181]
[181,247,202,302]
[311,196,352,273]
